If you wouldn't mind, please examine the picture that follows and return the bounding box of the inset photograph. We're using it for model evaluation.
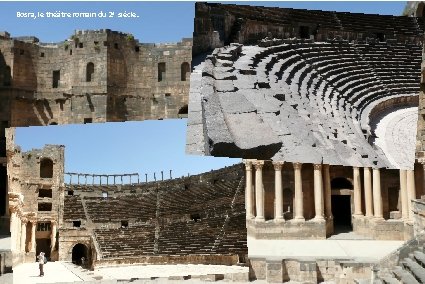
[187,2,421,171]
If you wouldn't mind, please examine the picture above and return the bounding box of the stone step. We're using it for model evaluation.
[392,266,420,284]
[413,251,425,267]
[381,276,400,284]
[402,258,425,283]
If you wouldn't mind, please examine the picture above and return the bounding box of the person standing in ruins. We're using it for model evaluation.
[37,252,46,276]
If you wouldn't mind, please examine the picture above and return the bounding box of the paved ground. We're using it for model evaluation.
[374,107,417,169]
[13,261,85,283]
[248,236,403,262]
[13,262,249,283]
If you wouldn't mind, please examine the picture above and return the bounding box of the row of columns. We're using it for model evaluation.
[245,160,417,222]
[10,208,57,253]
[10,208,37,253]
[245,160,328,222]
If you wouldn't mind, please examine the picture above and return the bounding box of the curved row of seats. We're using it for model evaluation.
[93,212,247,259]
[64,164,248,259]
[202,39,420,167]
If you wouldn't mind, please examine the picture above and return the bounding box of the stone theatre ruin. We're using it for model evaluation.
[185,1,425,282]
[4,1,425,283]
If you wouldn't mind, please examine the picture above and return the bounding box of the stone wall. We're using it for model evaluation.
[93,254,240,268]
[58,229,91,262]
[193,2,424,56]
[0,29,192,126]
[353,217,409,241]
[249,257,374,283]
[247,219,326,240]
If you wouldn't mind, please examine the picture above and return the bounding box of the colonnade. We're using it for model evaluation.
[10,212,57,254]
[245,160,329,222]
[244,160,417,223]
[10,206,37,253]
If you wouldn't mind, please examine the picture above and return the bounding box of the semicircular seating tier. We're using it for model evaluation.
[187,39,421,170]
[63,164,247,260]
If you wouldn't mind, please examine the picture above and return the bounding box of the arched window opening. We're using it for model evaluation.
[40,158,53,178]
[86,62,94,82]
[181,62,190,81]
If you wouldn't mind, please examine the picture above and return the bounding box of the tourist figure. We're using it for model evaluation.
[37,252,46,276]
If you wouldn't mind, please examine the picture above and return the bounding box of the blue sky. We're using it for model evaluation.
[9,1,408,182]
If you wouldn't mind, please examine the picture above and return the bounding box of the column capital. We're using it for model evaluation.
[244,160,253,170]
[353,166,359,170]
[313,164,322,170]
[253,160,265,170]
[9,205,19,213]
[272,161,284,170]
[293,162,302,170]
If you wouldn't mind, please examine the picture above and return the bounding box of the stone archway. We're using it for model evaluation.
[71,243,88,266]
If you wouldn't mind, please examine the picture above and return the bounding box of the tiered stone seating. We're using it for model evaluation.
[65,164,248,260]
[355,42,421,98]
[94,224,156,258]
[63,196,86,221]
[215,214,247,255]
[192,39,420,168]
[157,216,223,256]
[337,12,420,36]
[84,193,157,222]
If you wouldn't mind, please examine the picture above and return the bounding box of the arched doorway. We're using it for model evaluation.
[331,177,353,233]
[71,243,88,266]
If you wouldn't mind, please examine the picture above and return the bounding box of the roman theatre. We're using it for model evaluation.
[4,2,425,284]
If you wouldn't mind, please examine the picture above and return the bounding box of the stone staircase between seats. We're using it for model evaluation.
[377,248,425,284]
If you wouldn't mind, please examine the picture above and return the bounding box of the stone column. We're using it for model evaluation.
[400,169,409,220]
[245,160,254,219]
[313,164,325,220]
[51,221,57,252]
[372,168,383,219]
[353,167,363,216]
[16,216,21,252]
[254,161,265,221]
[9,209,17,251]
[30,221,36,253]
[364,167,373,217]
[293,163,304,221]
[323,164,333,219]
[407,169,416,220]
[273,161,284,221]
[20,219,27,253]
